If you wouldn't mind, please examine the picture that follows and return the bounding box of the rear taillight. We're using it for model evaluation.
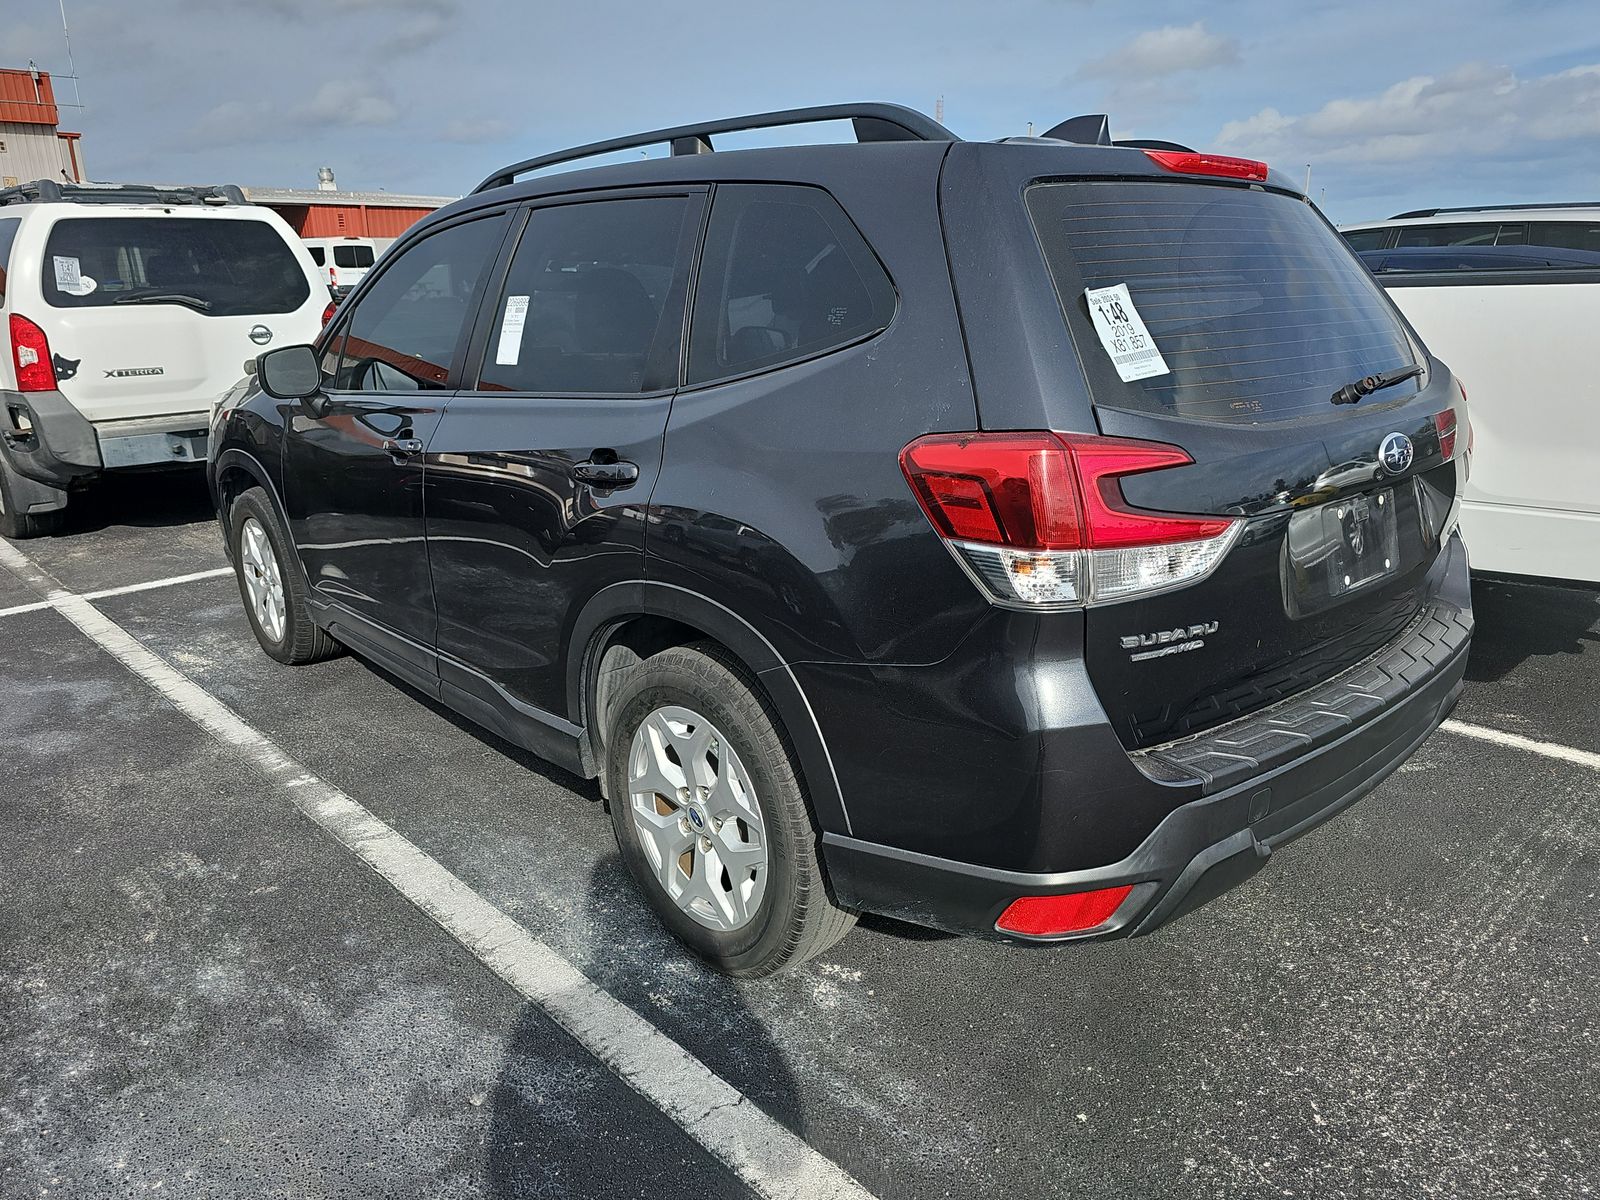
[321,299,338,326]
[8,314,57,392]
[1433,409,1459,461]
[996,885,1136,937]
[1143,149,1269,183]
[900,432,1240,608]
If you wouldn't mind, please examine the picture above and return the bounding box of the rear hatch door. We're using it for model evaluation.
[36,211,321,423]
[1027,177,1463,748]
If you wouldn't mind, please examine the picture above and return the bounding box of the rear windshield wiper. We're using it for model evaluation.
[1329,363,1423,406]
[113,291,213,312]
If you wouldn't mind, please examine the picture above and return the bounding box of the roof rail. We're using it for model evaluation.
[0,180,249,208]
[472,102,958,194]
[1389,201,1600,219]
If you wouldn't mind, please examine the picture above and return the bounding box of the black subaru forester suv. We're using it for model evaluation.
[209,104,1473,976]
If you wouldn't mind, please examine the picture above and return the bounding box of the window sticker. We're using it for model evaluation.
[494,294,529,366]
[53,255,83,293]
[1084,282,1169,382]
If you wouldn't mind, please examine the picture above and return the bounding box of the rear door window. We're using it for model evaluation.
[41,217,312,315]
[307,246,326,266]
[1394,223,1500,247]
[1028,181,1415,424]
[333,215,507,392]
[334,244,376,268]
[687,184,895,385]
[475,196,691,395]
[1526,221,1600,254]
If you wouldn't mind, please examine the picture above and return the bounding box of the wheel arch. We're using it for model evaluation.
[569,581,852,836]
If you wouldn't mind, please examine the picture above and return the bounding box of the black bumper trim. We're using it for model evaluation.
[0,388,101,487]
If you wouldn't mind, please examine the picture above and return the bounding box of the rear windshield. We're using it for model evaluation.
[1028,181,1417,424]
[334,244,375,268]
[42,217,311,316]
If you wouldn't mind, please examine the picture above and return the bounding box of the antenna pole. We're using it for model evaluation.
[935,95,944,125]
[58,0,82,107]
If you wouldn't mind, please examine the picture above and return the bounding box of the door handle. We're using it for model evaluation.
[383,437,426,460]
[571,456,640,489]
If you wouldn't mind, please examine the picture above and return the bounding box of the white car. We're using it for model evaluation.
[302,236,380,296]
[1340,204,1600,583]
[0,179,329,537]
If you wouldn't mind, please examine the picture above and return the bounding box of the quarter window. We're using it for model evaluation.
[476,196,690,395]
[332,216,506,392]
[0,216,19,305]
[687,184,895,385]
[1341,228,1389,253]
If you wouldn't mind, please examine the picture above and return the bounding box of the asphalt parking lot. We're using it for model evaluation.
[2,473,1597,1200]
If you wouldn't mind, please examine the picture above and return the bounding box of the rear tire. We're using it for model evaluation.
[0,458,65,540]
[605,643,855,977]
[229,487,341,665]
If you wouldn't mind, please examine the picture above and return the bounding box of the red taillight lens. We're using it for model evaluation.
[1143,149,1269,183]
[8,314,57,392]
[1434,409,1459,461]
[897,433,1084,549]
[321,300,337,326]
[900,432,1233,551]
[900,432,1240,608]
[996,885,1136,937]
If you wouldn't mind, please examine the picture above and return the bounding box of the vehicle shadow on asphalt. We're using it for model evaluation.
[482,859,813,1198]
[1465,575,1600,683]
[61,470,214,533]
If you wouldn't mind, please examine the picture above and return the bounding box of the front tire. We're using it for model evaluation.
[229,487,341,665]
[605,643,855,977]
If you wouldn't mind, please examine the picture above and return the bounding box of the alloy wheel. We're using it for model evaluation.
[627,704,769,932]
[239,516,287,644]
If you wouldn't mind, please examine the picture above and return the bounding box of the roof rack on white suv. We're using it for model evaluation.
[1388,201,1600,219]
[0,179,248,208]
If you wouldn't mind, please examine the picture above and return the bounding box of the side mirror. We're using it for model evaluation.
[257,344,323,405]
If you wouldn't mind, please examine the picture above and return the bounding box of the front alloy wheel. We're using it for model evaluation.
[239,516,286,644]
[627,704,769,932]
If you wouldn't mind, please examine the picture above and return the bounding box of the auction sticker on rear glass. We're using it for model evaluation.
[1084,283,1169,382]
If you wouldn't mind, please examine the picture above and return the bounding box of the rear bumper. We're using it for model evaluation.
[820,534,1473,941]
[0,390,210,486]
[0,388,100,487]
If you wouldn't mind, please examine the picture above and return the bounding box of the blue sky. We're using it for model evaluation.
[4,0,1598,223]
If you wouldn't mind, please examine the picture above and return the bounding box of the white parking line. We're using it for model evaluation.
[0,565,233,618]
[82,566,233,601]
[1442,719,1600,771]
[0,537,873,1200]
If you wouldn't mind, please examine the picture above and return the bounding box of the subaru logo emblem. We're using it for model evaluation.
[687,807,705,830]
[1379,432,1414,474]
[248,324,273,346]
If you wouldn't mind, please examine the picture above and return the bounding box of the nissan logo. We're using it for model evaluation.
[1379,432,1414,474]
[248,325,274,346]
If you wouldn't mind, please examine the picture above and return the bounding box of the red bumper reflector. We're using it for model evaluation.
[996,885,1136,937]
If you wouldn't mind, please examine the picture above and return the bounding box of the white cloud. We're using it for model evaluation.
[292,81,400,127]
[190,82,398,148]
[1216,61,1600,166]
[1080,22,1239,79]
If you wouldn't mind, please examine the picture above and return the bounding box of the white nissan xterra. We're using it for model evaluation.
[0,180,330,538]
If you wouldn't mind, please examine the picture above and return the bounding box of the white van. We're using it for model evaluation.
[1341,204,1600,584]
[302,236,379,296]
[0,179,329,537]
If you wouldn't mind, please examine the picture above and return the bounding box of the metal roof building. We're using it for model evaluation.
[244,185,456,240]
[0,67,84,186]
